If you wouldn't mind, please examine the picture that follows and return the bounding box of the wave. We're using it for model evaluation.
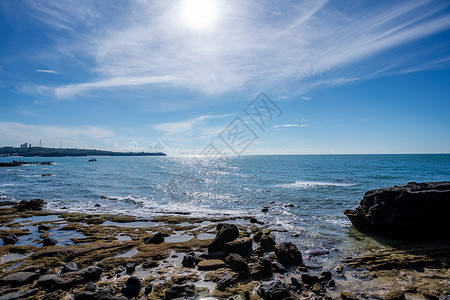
[275,180,356,189]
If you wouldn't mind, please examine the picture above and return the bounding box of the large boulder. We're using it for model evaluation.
[2,233,19,245]
[197,259,226,271]
[15,199,46,211]
[251,257,273,279]
[274,242,303,266]
[0,272,39,287]
[208,223,239,253]
[225,253,249,272]
[344,182,450,238]
[224,238,252,257]
[121,276,141,298]
[144,232,164,244]
[258,280,291,300]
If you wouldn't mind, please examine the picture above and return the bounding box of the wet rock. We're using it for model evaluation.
[94,204,101,207]
[83,266,103,281]
[305,262,322,269]
[253,231,263,242]
[144,232,164,244]
[125,263,135,274]
[340,291,358,300]
[385,290,405,300]
[116,265,126,275]
[344,182,450,239]
[62,262,78,274]
[225,253,249,272]
[224,238,252,257]
[260,235,276,251]
[38,224,51,232]
[258,280,291,300]
[301,274,319,285]
[182,254,196,267]
[274,242,303,266]
[334,264,344,273]
[144,285,153,295]
[305,247,330,256]
[121,276,141,298]
[85,282,97,292]
[15,198,46,211]
[251,257,273,279]
[261,207,269,213]
[217,273,239,291]
[319,270,332,282]
[291,277,302,291]
[271,262,287,273]
[75,291,97,300]
[2,233,19,245]
[37,274,64,289]
[208,223,239,253]
[0,271,39,287]
[197,259,226,271]
[164,283,195,299]
[41,174,51,177]
[250,217,258,223]
[43,237,57,246]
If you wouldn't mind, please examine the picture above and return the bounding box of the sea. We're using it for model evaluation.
[1,154,449,261]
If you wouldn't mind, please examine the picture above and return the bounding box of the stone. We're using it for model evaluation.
[251,257,273,279]
[271,262,287,273]
[258,280,291,300]
[182,255,195,268]
[164,283,195,299]
[37,274,64,289]
[62,262,78,274]
[385,290,405,300]
[253,231,263,242]
[274,242,303,266]
[75,291,97,300]
[334,264,344,273]
[43,237,57,246]
[344,182,450,239]
[224,238,252,257]
[2,233,19,245]
[312,283,322,293]
[319,270,332,281]
[208,223,239,253]
[261,207,269,213]
[301,274,319,285]
[83,266,103,281]
[15,198,46,211]
[197,259,226,271]
[85,282,97,292]
[38,224,51,232]
[340,291,358,300]
[144,285,153,295]
[122,276,141,298]
[250,217,257,223]
[305,247,330,256]
[217,273,238,291]
[225,253,248,272]
[144,232,164,244]
[125,263,135,274]
[0,272,39,287]
[260,236,276,251]
[291,277,302,291]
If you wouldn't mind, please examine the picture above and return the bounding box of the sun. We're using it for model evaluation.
[180,0,219,31]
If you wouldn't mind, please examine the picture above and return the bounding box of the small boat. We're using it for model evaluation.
[89,158,97,162]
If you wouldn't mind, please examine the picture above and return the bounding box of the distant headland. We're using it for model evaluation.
[0,146,166,157]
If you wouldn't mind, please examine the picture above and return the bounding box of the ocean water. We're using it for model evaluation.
[1,154,449,255]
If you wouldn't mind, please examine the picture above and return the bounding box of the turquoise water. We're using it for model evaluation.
[1,154,449,252]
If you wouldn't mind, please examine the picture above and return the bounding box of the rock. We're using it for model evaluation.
[305,247,330,256]
[62,262,78,274]
[250,217,257,223]
[164,283,195,299]
[83,266,103,281]
[75,291,97,300]
[312,283,322,293]
[197,259,226,271]
[340,291,358,300]
[85,282,97,292]
[122,276,141,298]
[217,273,238,291]
[385,290,405,300]
[251,257,273,279]
[208,223,239,253]
[144,285,153,295]
[94,204,101,207]
[260,236,276,251]
[291,277,302,291]
[225,253,248,272]
[144,232,164,244]
[15,198,46,211]
[301,274,319,285]
[2,233,19,245]
[271,262,287,273]
[334,264,344,273]
[38,224,51,232]
[37,274,64,289]
[116,265,126,275]
[182,255,195,268]
[274,242,303,266]
[41,174,51,177]
[0,272,39,286]
[224,238,252,257]
[344,182,450,239]
[261,207,269,213]
[253,231,263,242]
[258,280,291,300]
[125,263,135,274]
[319,271,332,281]
[43,237,57,246]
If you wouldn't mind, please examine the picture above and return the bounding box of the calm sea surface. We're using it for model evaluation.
[1,154,449,258]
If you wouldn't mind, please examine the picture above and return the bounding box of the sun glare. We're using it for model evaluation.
[180,0,219,31]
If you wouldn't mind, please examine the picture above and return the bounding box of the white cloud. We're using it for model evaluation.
[153,114,231,136]
[35,69,59,74]
[300,96,311,100]
[273,124,309,128]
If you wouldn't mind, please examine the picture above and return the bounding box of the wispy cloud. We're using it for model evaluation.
[35,69,59,74]
[273,124,309,129]
[153,114,231,137]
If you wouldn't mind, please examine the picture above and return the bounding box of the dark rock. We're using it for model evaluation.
[41,174,51,177]
[224,238,252,257]
[94,204,101,207]
[197,259,226,271]
[2,233,19,245]
[62,262,78,274]
[301,274,319,285]
[258,280,291,300]
[344,182,450,239]
[83,266,103,281]
[85,282,97,292]
[271,262,287,273]
[261,207,269,213]
[38,224,51,232]
[217,273,238,291]
[206,251,227,259]
[208,223,239,253]
[182,255,195,268]
[260,236,276,251]
[291,277,302,291]
[36,274,64,289]
[164,283,195,299]
[328,279,335,287]
[0,272,38,287]
[253,231,263,242]
[144,232,164,244]
[250,217,258,223]
[75,291,97,300]
[116,265,126,275]
[43,237,57,246]
[251,257,273,279]
[319,271,332,282]
[225,253,249,272]
[274,242,303,266]
[15,198,46,211]
[144,285,153,295]
[125,263,135,274]
[122,276,141,298]
[305,247,330,256]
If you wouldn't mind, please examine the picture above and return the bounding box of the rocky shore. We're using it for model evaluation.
[0,198,449,299]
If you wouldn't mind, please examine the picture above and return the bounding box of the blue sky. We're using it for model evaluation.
[0,0,449,154]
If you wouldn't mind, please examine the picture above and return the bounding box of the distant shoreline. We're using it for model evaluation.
[0,146,166,157]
